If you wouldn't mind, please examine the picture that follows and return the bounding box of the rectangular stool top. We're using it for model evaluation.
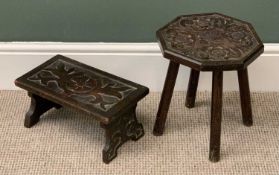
[15,55,149,124]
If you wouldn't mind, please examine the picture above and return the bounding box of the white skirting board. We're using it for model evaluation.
[0,42,278,91]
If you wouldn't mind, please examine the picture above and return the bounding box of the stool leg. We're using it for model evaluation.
[25,92,61,128]
[209,71,223,162]
[237,68,253,126]
[185,69,200,108]
[153,61,180,136]
[101,105,144,164]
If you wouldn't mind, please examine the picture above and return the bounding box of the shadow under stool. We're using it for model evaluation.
[152,13,264,162]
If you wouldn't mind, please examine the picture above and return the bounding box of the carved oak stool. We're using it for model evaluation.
[15,55,149,164]
[153,13,264,162]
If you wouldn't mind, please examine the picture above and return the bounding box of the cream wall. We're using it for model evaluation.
[0,43,278,91]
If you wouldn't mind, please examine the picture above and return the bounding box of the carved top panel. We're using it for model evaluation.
[15,55,149,123]
[157,13,263,69]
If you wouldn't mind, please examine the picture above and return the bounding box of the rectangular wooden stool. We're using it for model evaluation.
[15,55,149,164]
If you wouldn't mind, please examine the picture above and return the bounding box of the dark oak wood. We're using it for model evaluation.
[156,13,264,71]
[153,61,180,136]
[101,105,144,163]
[185,69,200,108]
[237,68,253,126]
[155,13,264,162]
[15,55,149,124]
[15,55,149,164]
[209,71,223,162]
[25,93,61,128]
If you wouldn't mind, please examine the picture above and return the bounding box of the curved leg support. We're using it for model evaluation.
[101,105,144,164]
[25,93,61,128]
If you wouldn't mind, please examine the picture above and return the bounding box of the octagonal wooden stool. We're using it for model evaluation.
[152,13,264,162]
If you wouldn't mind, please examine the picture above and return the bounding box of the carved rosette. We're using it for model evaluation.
[27,60,137,111]
[160,13,260,62]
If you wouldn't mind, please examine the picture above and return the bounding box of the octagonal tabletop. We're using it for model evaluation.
[157,13,264,71]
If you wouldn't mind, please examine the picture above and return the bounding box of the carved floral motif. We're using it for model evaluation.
[160,14,260,61]
[28,60,136,111]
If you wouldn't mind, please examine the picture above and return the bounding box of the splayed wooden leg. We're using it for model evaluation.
[209,71,223,162]
[237,68,253,126]
[153,61,180,136]
[185,69,200,108]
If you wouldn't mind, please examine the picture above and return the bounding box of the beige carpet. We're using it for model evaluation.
[0,90,278,174]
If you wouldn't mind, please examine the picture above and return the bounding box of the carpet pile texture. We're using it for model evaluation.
[0,90,278,174]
